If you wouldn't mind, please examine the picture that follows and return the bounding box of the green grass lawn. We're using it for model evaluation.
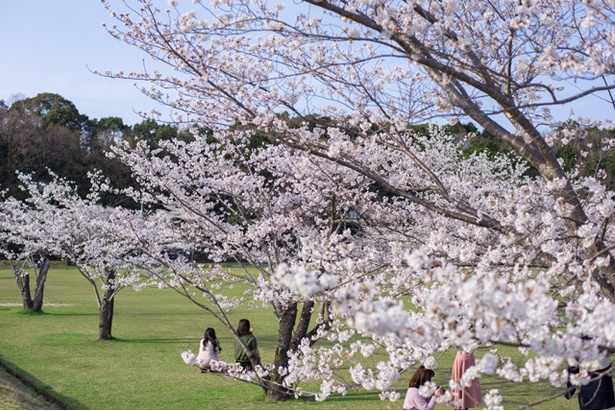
[0,262,591,409]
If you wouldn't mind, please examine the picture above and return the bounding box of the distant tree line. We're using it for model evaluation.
[0,92,194,208]
[2,93,615,210]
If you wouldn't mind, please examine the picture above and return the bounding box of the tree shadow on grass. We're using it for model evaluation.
[45,311,98,316]
[0,305,98,317]
[287,389,402,410]
[0,354,87,410]
[112,336,199,344]
[42,334,199,345]
[481,377,575,410]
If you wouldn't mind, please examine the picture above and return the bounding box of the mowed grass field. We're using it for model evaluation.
[0,262,589,409]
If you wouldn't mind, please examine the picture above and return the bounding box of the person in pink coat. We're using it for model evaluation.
[403,365,445,410]
[451,349,482,409]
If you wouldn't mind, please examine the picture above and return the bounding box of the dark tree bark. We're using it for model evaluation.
[12,257,50,312]
[32,258,50,311]
[262,301,332,401]
[264,303,298,401]
[290,302,314,351]
[13,264,33,310]
[98,270,116,341]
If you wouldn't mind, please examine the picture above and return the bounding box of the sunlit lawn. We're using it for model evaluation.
[0,262,587,409]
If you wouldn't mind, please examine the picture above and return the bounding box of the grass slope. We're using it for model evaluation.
[0,263,591,409]
[0,362,61,410]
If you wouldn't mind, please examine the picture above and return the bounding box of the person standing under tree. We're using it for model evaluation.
[451,348,482,409]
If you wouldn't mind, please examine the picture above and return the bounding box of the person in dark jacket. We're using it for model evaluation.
[233,318,259,371]
[565,356,614,410]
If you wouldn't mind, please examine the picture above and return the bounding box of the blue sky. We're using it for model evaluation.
[0,0,168,125]
[1,1,613,128]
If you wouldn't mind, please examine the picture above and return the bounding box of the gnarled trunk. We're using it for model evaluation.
[263,301,331,401]
[13,265,33,310]
[12,257,50,312]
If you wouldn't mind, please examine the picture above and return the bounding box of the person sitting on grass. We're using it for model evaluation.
[233,319,259,371]
[197,327,221,372]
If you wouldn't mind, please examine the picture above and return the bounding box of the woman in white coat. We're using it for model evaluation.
[197,327,221,371]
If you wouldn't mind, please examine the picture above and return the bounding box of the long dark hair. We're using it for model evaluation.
[203,327,221,352]
[237,319,251,337]
[408,365,435,388]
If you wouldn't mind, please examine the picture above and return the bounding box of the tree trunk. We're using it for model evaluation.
[12,264,33,310]
[290,302,314,351]
[98,293,115,341]
[32,258,50,311]
[98,270,116,341]
[264,302,298,401]
[260,301,333,401]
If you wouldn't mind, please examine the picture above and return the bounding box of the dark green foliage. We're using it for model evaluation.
[9,93,91,132]
[410,123,431,137]
[132,118,194,149]
[462,127,539,177]
[444,121,479,135]
[245,131,275,151]
[553,127,615,190]
[463,131,503,159]
[92,116,130,147]
[4,93,615,211]
[0,105,86,201]
[287,113,336,133]
[0,93,194,208]
[601,149,615,189]
[557,144,577,172]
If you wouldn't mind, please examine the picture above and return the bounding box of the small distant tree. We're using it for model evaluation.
[1,192,52,312]
[2,172,148,340]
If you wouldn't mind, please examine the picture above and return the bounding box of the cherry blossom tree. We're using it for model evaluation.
[0,172,149,340]
[111,131,383,399]
[0,195,51,312]
[99,0,615,294]
[99,0,615,407]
